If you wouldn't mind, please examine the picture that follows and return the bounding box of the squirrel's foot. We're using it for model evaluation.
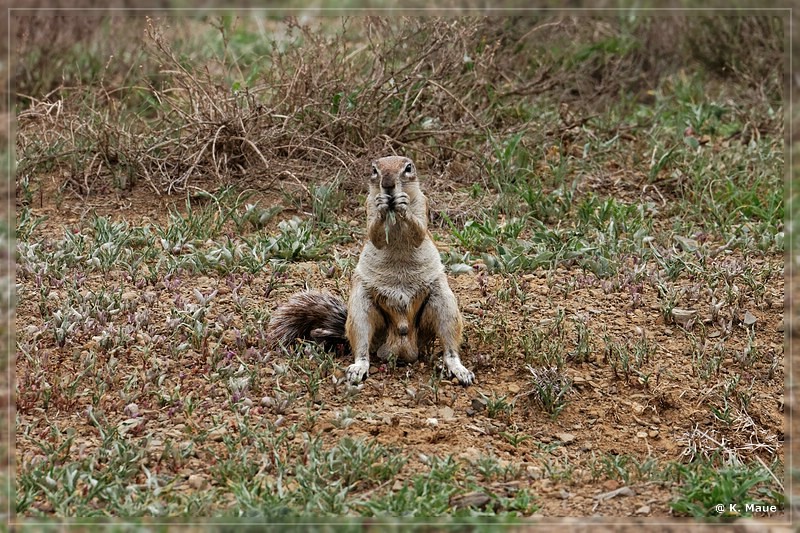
[346,360,369,384]
[445,354,475,386]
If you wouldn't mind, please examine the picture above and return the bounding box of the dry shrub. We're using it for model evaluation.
[682,16,784,102]
[14,14,786,200]
[11,0,170,103]
[253,17,548,177]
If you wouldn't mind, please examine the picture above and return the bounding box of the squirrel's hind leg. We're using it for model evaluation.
[345,281,382,384]
[420,278,475,386]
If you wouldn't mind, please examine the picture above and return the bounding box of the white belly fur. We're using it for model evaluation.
[356,239,443,309]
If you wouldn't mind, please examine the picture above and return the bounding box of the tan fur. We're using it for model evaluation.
[344,156,474,385]
[267,156,474,386]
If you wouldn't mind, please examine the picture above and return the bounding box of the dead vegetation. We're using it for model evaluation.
[14,14,784,201]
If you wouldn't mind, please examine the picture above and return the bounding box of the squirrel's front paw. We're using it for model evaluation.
[375,194,391,217]
[393,192,410,215]
[346,360,369,384]
[445,357,475,386]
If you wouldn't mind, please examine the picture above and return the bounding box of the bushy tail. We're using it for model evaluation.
[267,290,348,350]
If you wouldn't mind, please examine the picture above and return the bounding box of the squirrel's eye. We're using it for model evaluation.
[371,166,378,178]
[404,163,413,174]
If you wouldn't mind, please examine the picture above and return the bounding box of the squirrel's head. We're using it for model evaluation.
[369,156,420,198]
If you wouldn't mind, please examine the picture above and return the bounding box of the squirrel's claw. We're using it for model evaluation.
[375,194,391,218]
[393,192,410,215]
[346,360,369,384]
[445,358,475,386]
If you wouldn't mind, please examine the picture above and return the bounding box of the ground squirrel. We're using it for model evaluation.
[268,155,475,386]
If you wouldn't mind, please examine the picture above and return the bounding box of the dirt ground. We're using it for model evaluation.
[14,168,787,520]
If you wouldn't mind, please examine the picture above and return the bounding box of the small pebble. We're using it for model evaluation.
[187,474,206,490]
[556,432,576,444]
[471,398,487,412]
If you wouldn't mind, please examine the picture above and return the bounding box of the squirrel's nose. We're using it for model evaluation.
[381,179,396,192]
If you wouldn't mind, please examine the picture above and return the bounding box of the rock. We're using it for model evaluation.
[636,431,648,439]
[450,491,491,510]
[458,447,482,463]
[777,320,785,333]
[743,310,757,326]
[594,486,635,500]
[187,474,206,490]
[507,383,520,394]
[635,504,651,515]
[671,308,696,328]
[121,291,138,302]
[369,365,379,375]
[648,430,659,438]
[438,406,456,421]
[526,466,543,480]
[466,408,476,417]
[208,426,226,442]
[556,432,576,444]
[471,397,487,412]
[426,418,438,426]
